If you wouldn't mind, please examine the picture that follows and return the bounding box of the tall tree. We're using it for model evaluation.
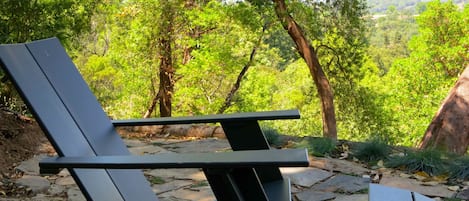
[417,1,469,153]
[0,0,101,112]
[272,0,337,139]
[218,23,267,114]
[419,66,469,154]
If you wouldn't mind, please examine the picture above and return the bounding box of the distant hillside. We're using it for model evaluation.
[367,0,468,13]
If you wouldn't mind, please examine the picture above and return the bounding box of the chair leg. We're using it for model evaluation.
[204,168,269,201]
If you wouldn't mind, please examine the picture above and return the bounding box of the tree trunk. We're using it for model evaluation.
[157,1,175,117]
[272,0,337,139]
[218,24,267,114]
[419,66,469,154]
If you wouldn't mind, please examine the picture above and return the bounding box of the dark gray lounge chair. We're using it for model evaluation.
[0,37,309,201]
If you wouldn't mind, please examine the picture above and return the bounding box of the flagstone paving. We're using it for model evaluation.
[1,137,463,201]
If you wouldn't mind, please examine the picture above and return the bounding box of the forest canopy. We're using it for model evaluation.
[0,0,468,148]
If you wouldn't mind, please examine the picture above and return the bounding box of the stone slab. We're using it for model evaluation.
[334,194,368,201]
[317,158,370,176]
[55,176,76,186]
[15,155,47,176]
[67,187,86,201]
[295,190,336,201]
[15,175,50,193]
[145,168,207,181]
[161,139,230,153]
[313,174,369,193]
[379,175,454,198]
[123,139,150,147]
[128,145,172,155]
[153,180,193,194]
[158,187,215,201]
[281,167,333,187]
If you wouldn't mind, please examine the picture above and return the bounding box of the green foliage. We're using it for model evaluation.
[352,139,391,162]
[0,0,102,114]
[297,137,337,157]
[261,126,283,147]
[379,0,468,146]
[386,149,447,176]
[148,176,165,184]
[448,156,469,180]
[8,0,465,151]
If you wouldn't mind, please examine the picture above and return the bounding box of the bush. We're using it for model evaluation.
[296,137,336,157]
[448,156,469,180]
[352,139,391,163]
[386,149,447,176]
[262,126,283,147]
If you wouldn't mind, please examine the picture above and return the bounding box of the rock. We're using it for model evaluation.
[55,176,76,186]
[145,169,207,181]
[67,187,86,201]
[379,175,454,198]
[14,155,47,176]
[334,194,368,201]
[448,186,460,191]
[295,190,335,201]
[31,194,64,201]
[161,138,230,153]
[312,174,369,193]
[186,125,218,138]
[123,139,149,147]
[48,184,66,195]
[15,175,50,193]
[456,188,469,200]
[400,173,412,178]
[152,180,193,194]
[58,169,71,177]
[158,187,215,201]
[128,145,172,155]
[323,158,370,175]
[280,167,333,187]
[212,126,225,139]
[422,181,439,186]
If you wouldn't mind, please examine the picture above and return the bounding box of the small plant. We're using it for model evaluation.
[148,176,166,185]
[297,137,336,157]
[386,149,447,176]
[352,139,391,163]
[262,127,283,147]
[191,181,209,188]
[448,156,469,180]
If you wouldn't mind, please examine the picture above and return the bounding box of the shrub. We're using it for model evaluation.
[352,139,391,163]
[448,156,469,180]
[262,126,283,147]
[386,149,447,176]
[296,137,336,157]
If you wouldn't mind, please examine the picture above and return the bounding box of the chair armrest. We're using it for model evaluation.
[39,148,309,174]
[111,109,300,127]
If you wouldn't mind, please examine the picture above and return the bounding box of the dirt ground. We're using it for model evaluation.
[0,109,46,175]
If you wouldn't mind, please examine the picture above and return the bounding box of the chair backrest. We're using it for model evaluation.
[0,38,157,201]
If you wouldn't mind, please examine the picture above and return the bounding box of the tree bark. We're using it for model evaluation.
[272,0,337,139]
[157,1,175,117]
[419,66,469,154]
[218,25,267,114]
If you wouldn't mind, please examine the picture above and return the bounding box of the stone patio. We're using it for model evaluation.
[1,137,462,201]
